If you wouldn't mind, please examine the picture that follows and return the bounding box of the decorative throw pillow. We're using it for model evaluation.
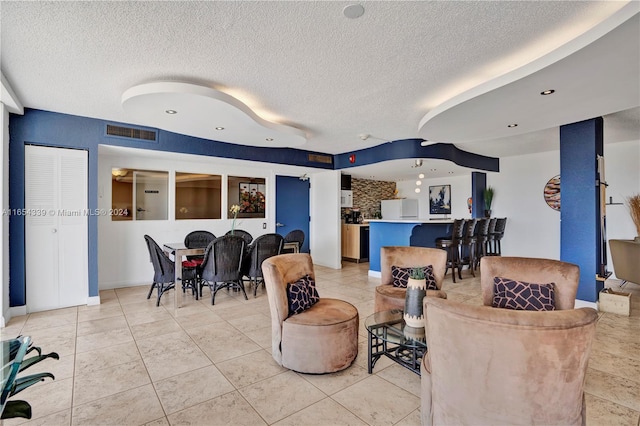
[391,265,438,290]
[286,274,320,316]
[492,277,556,311]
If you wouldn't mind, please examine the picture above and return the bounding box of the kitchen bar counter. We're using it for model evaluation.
[368,219,454,276]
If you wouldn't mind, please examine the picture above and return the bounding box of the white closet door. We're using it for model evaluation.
[25,145,88,312]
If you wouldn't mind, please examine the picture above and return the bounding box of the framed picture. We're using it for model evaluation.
[239,181,265,214]
[429,185,451,214]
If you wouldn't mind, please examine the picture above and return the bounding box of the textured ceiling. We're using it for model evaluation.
[1,1,639,181]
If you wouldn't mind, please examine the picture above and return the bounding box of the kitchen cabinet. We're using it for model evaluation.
[342,224,369,262]
[381,199,418,220]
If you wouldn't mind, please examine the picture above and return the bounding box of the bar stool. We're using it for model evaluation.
[473,218,490,270]
[459,219,478,277]
[435,219,465,282]
[490,218,507,256]
[486,218,497,256]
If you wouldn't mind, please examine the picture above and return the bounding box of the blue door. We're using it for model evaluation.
[276,176,310,253]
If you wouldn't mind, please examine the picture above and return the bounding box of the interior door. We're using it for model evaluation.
[25,145,88,311]
[276,176,310,253]
[134,171,168,220]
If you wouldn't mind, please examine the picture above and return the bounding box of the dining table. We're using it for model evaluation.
[163,242,205,308]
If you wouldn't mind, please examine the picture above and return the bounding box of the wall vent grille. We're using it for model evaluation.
[308,154,333,164]
[106,125,157,141]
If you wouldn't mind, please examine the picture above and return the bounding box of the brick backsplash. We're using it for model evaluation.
[342,178,396,219]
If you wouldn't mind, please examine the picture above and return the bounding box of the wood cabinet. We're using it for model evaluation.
[342,224,369,262]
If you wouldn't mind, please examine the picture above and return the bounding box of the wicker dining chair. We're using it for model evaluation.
[200,235,246,304]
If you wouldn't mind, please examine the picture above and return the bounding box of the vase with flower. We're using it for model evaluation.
[229,204,241,235]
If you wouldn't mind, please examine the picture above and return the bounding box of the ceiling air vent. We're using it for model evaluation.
[106,125,157,141]
[308,154,332,164]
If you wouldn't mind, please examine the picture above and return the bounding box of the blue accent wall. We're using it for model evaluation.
[471,172,487,218]
[560,117,604,302]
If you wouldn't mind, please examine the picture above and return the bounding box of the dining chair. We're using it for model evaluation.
[184,230,216,286]
[281,229,305,253]
[241,233,284,296]
[200,235,247,304]
[144,235,197,306]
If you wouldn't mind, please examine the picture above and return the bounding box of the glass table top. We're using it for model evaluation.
[364,309,427,349]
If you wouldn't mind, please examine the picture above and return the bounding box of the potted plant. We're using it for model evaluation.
[483,186,494,217]
[627,194,640,242]
[1,336,59,420]
[404,267,427,328]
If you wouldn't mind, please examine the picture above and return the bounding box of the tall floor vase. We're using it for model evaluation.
[404,278,426,328]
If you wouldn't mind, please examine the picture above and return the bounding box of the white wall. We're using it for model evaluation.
[98,147,340,289]
[396,175,472,220]
[310,170,341,269]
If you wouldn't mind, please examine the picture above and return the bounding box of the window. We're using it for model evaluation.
[111,168,168,220]
[228,176,266,218]
[175,173,222,219]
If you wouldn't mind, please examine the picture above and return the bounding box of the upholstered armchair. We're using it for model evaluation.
[261,253,359,374]
[421,297,598,426]
[374,246,447,312]
[480,256,580,310]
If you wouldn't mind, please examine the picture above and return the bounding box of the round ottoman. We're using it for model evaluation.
[281,298,359,374]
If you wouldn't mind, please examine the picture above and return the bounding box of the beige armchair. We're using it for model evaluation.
[375,246,447,312]
[421,297,598,425]
[480,256,580,310]
[261,253,358,374]
[609,239,640,285]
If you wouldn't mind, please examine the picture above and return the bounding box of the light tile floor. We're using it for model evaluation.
[2,262,639,426]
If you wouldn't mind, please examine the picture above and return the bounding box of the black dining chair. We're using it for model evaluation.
[144,235,197,306]
[200,235,246,304]
[282,229,305,253]
[184,230,216,286]
[241,233,284,296]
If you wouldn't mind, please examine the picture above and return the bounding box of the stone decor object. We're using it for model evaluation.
[404,268,427,328]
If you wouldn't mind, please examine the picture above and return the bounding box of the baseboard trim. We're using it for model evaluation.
[574,299,597,309]
[87,296,101,306]
[9,305,27,319]
[368,270,381,278]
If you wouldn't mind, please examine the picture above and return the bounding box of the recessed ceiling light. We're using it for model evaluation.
[343,4,365,19]
[165,109,177,114]
[540,89,555,95]
[418,173,425,179]
[266,138,274,141]
[507,123,518,128]
[414,187,421,193]
[215,127,224,130]
[416,180,422,186]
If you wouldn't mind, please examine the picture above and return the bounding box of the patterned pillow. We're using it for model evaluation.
[391,265,438,290]
[286,275,320,316]
[492,277,556,311]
